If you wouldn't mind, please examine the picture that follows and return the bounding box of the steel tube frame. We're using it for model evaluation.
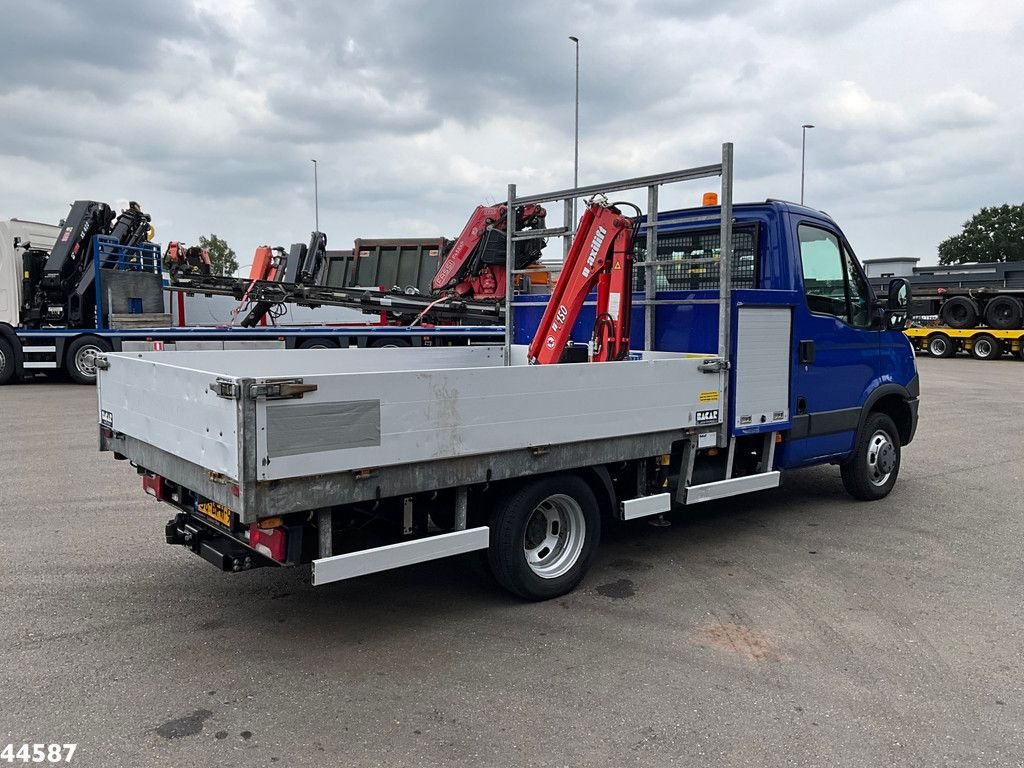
[504,145,735,449]
[717,143,734,447]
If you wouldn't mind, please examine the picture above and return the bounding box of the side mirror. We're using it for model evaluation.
[885,278,911,330]
[887,278,910,310]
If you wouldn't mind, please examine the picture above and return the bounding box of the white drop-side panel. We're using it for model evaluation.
[733,306,792,430]
[254,346,723,481]
[96,346,507,481]
[97,352,241,479]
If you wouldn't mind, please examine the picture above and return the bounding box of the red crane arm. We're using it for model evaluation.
[528,198,636,365]
[431,203,547,300]
[431,204,506,292]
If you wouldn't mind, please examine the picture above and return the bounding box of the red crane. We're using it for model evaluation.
[528,197,639,365]
[431,203,547,300]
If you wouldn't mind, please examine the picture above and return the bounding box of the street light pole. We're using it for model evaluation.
[800,124,814,205]
[311,158,319,232]
[569,35,579,222]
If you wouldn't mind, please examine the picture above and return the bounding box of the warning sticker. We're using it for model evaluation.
[699,391,719,403]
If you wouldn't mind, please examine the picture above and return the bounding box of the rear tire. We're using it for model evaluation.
[840,412,901,501]
[368,337,412,349]
[297,338,337,349]
[926,333,955,358]
[970,334,1000,360]
[65,336,112,385]
[0,337,16,385]
[487,475,600,601]
[983,296,1023,330]
[940,297,979,329]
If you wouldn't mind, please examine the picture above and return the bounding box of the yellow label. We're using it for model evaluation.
[699,390,719,403]
[197,501,231,527]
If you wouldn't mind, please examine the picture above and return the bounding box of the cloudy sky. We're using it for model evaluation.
[1,0,1021,272]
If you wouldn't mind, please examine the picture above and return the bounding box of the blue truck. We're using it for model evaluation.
[97,147,918,600]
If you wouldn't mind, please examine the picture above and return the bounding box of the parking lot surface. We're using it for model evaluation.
[1,356,1022,767]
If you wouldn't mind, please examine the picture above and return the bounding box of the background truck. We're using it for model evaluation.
[867,260,1024,360]
[97,145,919,601]
[0,206,505,385]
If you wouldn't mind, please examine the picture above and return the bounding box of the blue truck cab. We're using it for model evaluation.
[514,199,919,500]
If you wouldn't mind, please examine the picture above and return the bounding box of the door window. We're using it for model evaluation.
[798,225,871,327]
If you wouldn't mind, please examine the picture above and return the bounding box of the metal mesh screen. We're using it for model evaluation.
[634,226,757,291]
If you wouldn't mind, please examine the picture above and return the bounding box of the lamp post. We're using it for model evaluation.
[569,35,579,221]
[800,124,814,205]
[311,158,319,232]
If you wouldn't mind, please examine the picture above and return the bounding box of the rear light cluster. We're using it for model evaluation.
[249,524,287,562]
[142,473,165,500]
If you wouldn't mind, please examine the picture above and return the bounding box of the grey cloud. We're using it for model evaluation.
[0,0,1021,270]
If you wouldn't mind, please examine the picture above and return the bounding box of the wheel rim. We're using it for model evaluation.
[523,494,586,579]
[975,339,994,358]
[866,430,896,487]
[929,337,948,356]
[75,344,102,378]
[949,305,968,323]
[0,347,7,372]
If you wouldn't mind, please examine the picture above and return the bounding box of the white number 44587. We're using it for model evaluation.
[0,744,76,763]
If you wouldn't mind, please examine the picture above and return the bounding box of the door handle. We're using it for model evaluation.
[799,340,816,364]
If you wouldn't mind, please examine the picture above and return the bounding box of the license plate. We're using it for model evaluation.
[197,501,232,527]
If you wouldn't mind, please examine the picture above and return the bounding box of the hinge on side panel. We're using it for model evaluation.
[94,355,110,371]
[209,378,241,399]
[248,378,318,400]
[699,359,730,373]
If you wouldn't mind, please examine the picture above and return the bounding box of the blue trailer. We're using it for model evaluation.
[97,147,919,600]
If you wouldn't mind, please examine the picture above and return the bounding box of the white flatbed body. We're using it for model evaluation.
[98,345,725,522]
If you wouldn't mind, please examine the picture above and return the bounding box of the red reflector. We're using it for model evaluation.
[249,524,287,562]
[142,473,165,500]
[230,483,240,497]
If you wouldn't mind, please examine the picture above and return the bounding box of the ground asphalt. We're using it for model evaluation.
[0,356,1021,767]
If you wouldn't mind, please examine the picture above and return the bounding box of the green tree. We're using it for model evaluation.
[938,204,1024,265]
[199,233,239,276]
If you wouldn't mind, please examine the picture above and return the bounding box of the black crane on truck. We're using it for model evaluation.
[21,201,153,329]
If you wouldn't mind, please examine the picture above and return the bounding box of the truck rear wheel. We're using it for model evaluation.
[368,338,412,348]
[926,333,954,358]
[298,338,337,349]
[66,336,112,384]
[487,474,600,601]
[984,297,1023,330]
[0,337,15,385]
[840,412,901,501]
[970,334,1000,360]
[940,297,979,329]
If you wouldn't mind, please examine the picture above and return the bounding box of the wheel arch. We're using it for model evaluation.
[862,381,916,446]
[572,465,617,523]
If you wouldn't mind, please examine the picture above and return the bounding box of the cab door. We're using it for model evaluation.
[783,222,879,466]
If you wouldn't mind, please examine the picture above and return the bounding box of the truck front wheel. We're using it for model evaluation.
[66,336,112,385]
[488,475,600,600]
[0,337,15,385]
[840,412,901,501]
